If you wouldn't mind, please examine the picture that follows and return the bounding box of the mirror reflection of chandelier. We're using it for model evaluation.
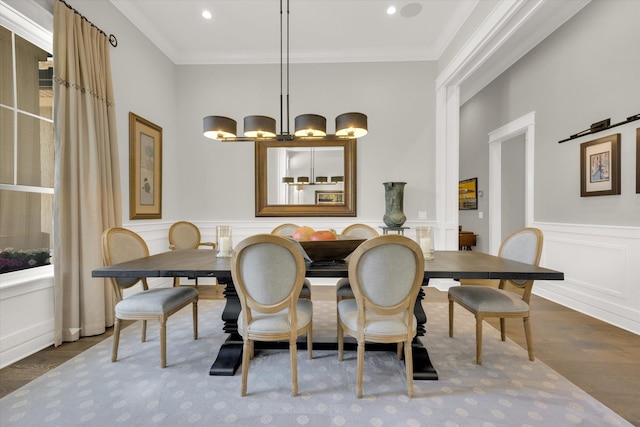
[202,0,367,142]
[281,147,343,187]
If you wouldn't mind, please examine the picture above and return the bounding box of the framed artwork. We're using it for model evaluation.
[636,128,639,194]
[458,178,478,210]
[580,133,620,197]
[129,112,162,219]
[315,190,344,204]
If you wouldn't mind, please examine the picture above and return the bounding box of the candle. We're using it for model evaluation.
[218,236,231,255]
[420,237,431,257]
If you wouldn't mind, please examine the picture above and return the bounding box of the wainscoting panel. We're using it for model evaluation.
[533,222,640,335]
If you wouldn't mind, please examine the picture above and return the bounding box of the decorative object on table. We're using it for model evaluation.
[415,226,434,260]
[129,112,162,219]
[216,226,233,258]
[383,182,407,227]
[580,133,621,197]
[458,178,478,210]
[297,236,366,263]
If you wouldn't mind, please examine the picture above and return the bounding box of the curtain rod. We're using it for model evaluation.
[58,0,118,47]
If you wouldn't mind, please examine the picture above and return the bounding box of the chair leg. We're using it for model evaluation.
[173,277,180,287]
[192,300,198,340]
[500,318,506,341]
[160,319,167,368]
[112,318,121,362]
[337,318,344,361]
[448,299,454,337]
[307,323,313,360]
[290,336,299,396]
[241,339,251,396]
[141,320,147,342]
[523,316,535,361]
[476,314,483,365]
[356,339,365,399]
[404,338,414,398]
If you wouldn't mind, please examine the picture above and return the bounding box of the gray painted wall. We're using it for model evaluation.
[460,0,640,248]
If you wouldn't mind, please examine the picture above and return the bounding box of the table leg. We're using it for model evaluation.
[209,280,243,376]
[209,280,439,380]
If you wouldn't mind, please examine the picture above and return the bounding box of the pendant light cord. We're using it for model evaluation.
[279,0,291,135]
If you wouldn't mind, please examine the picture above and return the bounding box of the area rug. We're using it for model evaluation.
[0,299,631,426]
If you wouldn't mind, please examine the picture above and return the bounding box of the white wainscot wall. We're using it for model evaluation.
[532,222,640,335]
[0,265,54,368]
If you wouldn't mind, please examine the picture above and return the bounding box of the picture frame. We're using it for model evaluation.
[458,178,478,210]
[129,112,162,219]
[315,190,344,205]
[636,128,639,194]
[580,133,620,197]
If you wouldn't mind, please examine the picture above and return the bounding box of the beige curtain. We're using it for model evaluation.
[53,0,122,346]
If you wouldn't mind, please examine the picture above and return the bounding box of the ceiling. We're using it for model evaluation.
[109,0,478,65]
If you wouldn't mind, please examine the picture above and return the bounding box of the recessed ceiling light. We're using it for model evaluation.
[387,6,397,15]
[202,10,212,20]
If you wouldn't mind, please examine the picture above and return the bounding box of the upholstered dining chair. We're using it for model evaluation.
[271,223,312,299]
[337,235,424,398]
[102,227,199,368]
[168,221,216,288]
[231,234,313,396]
[448,227,544,365]
[335,223,380,304]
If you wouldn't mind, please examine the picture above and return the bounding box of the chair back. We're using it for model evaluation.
[348,235,424,316]
[271,223,300,236]
[102,227,150,298]
[498,227,543,301]
[341,223,379,239]
[232,234,306,315]
[169,221,201,249]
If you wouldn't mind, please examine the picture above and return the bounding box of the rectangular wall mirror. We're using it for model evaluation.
[255,138,356,216]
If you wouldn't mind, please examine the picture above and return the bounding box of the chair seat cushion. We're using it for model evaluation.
[448,286,529,313]
[239,299,313,335]
[115,287,198,317]
[335,278,353,297]
[337,299,416,337]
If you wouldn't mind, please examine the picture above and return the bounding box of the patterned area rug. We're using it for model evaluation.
[0,299,630,426]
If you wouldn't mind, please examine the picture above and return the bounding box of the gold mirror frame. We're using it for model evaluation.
[255,138,357,217]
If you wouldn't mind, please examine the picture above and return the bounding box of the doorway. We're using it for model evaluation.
[488,112,535,254]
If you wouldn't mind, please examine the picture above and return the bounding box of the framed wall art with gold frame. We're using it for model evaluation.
[580,133,620,197]
[129,112,162,219]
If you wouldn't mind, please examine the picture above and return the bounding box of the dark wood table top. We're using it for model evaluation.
[92,249,564,282]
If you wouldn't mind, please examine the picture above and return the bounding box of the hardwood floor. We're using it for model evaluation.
[1,285,639,425]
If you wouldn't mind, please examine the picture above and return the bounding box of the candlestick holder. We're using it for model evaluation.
[216,226,233,258]
[415,226,434,260]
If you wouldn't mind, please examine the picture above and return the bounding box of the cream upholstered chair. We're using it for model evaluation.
[271,223,312,299]
[232,234,313,396]
[337,235,424,398]
[335,223,380,303]
[270,223,300,236]
[168,221,216,288]
[448,227,544,365]
[102,227,199,368]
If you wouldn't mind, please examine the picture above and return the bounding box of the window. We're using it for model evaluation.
[0,23,54,274]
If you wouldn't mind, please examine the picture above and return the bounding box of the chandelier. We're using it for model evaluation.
[202,0,368,142]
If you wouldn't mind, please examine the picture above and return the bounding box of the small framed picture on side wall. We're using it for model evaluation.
[580,133,620,197]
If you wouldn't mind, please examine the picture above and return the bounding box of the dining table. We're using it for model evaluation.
[92,248,564,380]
